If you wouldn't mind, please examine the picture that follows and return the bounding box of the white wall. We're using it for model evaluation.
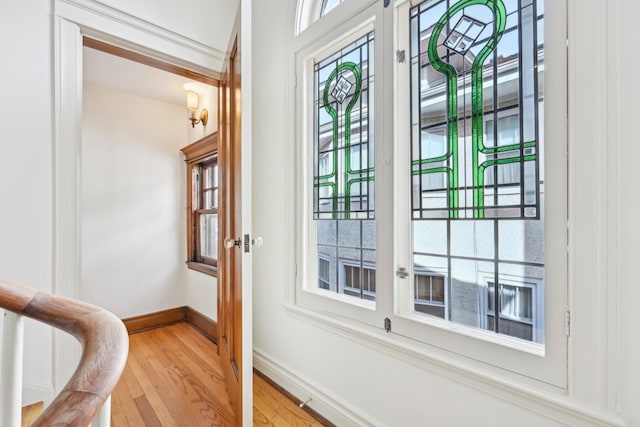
[1,0,227,408]
[250,1,640,426]
[81,80,218,321]
[0,0,55,404]
[186,270,218,321]
[81,84,187,318]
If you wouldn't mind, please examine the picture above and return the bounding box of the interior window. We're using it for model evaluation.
[181,134,219,276]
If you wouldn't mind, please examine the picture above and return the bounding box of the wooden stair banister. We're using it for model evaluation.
[0,276,128,426]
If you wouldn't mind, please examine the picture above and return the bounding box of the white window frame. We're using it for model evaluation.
[293,0,567,390]
[393,0,567,387]
[295,6,382,326]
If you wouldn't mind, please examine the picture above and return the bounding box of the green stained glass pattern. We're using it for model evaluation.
[411,0,541,219]
[314,32,374,220]
[410,0,546,344]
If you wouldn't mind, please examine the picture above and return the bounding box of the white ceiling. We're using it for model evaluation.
[83,46,215,107]
[101,0,239,63]
[82,0,238,111]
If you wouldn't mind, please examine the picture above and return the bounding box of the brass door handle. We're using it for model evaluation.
[224,238,241,249]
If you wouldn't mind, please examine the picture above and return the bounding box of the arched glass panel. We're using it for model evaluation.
[321,0,346,16]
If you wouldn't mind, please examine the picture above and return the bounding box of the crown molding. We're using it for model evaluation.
[54,0,225,75]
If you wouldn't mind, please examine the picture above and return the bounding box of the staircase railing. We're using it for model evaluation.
[0,276,128,426]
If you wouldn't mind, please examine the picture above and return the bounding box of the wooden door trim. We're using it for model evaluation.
[218,35,243,425]
[84,37,220,87]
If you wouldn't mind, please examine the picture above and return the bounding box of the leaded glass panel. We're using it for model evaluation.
[314,31,374,220]
[410,0,544,343]
[313,30,376,302]
[410,0,541,220]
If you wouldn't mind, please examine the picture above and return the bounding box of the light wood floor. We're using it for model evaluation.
[111,322,325,426]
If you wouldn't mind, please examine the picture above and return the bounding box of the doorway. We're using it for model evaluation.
[54,6,253,421]
[78,37,250,425]
[81,39,219,321]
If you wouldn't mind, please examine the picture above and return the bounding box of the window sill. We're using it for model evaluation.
[186,261,217,277]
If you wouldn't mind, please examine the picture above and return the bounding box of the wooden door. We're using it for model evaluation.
[218,39,243,424]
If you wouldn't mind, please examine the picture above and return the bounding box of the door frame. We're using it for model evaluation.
[52,5,253,423]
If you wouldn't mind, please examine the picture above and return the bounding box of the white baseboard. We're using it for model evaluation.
[253,348,379,427]
[255,345,626,427]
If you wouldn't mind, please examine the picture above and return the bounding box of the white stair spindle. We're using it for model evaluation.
[91,395,111,427]
[1,310,24,427]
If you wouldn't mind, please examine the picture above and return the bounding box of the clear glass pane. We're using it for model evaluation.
[431,276,445,303]
[318,257,332,290]
[317,247,337,292]
[413,221,447,255]
[450,220,494,259]
[199,213,218,260]
[204,166,213,188]
[498,219,544,264]
[321,0,341,16]
[317,220,337,245]
[204,190,213,210]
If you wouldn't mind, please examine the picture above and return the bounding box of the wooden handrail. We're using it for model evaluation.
[0,276,128,426]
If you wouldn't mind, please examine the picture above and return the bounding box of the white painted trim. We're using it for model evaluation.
[54,0,223,76]
[603,0,621,413]
[294,5,382,328]
[52,16,84,391]
[565,0,621,412]
[254,348,379,427]
[93,395,111,427]
[1,312,23,427]
[284,303,626,427]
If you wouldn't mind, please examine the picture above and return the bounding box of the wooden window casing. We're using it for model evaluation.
[181,133,218,276]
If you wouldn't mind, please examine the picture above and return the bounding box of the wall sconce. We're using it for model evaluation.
[186,90,208,128]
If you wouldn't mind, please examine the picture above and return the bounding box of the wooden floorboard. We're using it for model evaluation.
[111,322,329,427]
[21,401,43,427]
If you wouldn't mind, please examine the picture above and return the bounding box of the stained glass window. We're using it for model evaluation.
[410,0,545,343]
[313,30,376,301]
[411,0,541,220]
[314,31,374,220]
